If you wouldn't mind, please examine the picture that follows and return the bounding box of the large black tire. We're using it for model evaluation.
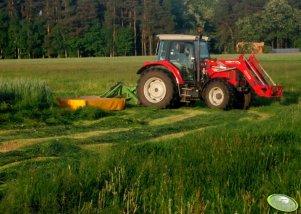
[204,79,236,110]
[236,92,252,110]
[137,68,179,108]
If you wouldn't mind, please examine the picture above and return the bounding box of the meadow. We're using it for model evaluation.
[0,54,301,213]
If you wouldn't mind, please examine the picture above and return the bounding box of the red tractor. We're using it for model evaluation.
[136,34,283,109]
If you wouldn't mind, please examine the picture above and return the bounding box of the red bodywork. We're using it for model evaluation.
[137,55,283,98]
[206,55,283,97]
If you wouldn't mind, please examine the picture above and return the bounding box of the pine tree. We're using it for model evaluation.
[7,15,20,58]
[115,27,134,56]
[0,1,9,58]
[103,0,120,56]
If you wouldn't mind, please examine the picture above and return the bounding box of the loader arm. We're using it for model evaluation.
[221,55,283,98]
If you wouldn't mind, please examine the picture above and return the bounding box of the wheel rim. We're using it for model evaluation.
[144,77,167,103]
[208,86,224,106]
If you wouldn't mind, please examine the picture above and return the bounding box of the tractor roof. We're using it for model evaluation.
[157,34,209,41]
[157,34,197,41]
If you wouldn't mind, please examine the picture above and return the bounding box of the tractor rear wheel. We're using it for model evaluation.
[204,79,236,110]
[137,69,178,108]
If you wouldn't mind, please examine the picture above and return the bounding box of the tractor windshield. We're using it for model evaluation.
[194,41,210,60]
[157,40,210,61]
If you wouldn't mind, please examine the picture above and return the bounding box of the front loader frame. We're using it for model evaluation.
[219,55,283,98]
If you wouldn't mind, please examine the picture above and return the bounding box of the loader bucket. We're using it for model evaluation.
[241,55,284,98]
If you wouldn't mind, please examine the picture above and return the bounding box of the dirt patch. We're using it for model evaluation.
[0,130,17,135]
[73,118,105,126]
[0,157,58,170]
[149,126,216,143]
[0,139,43,153]
[149,110,272,143]
[0,128,130,153]
[80,143,113,153]
[67,128,129,139]
[149,109,209,126]
[246,110,272,122]
[150,132,187,142]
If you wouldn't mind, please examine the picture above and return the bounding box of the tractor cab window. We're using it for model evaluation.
[169,41,194,81]
[194,41,210,60]
[157,41,169,61]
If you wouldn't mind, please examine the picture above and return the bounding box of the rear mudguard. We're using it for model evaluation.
[137,60,184,85]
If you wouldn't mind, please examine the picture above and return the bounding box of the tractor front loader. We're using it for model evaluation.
[136,34,283,110]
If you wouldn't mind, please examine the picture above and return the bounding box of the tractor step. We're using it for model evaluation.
[180,87,200,103]
[180,94,192,97]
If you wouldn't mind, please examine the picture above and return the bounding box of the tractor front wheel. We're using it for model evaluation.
[137,69,178,108]
[204,79,236,110]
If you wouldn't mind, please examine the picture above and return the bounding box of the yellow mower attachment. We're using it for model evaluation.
[57,82,136,111]
[57,96,126,111]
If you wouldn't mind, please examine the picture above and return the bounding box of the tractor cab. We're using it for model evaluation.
[156,34,210,82]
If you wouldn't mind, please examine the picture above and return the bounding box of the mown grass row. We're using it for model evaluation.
[1,103,300,213]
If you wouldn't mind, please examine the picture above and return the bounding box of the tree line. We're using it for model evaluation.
[0,0,300,59]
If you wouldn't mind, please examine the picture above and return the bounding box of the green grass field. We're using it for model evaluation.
[0,54,301,213]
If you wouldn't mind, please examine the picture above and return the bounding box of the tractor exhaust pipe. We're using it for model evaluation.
[197,35,201,83]
[197,28,204,84]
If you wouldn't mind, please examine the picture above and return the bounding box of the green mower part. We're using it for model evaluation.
[101,81,138,104]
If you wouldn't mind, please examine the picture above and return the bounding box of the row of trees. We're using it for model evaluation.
[0,0,300,59]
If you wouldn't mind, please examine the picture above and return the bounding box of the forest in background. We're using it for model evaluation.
[0,0,300,59]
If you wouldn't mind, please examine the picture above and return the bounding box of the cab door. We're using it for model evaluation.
[168,41,195,82]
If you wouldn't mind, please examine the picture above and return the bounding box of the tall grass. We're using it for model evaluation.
[0,79,53,110]
[0,79,111,126]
